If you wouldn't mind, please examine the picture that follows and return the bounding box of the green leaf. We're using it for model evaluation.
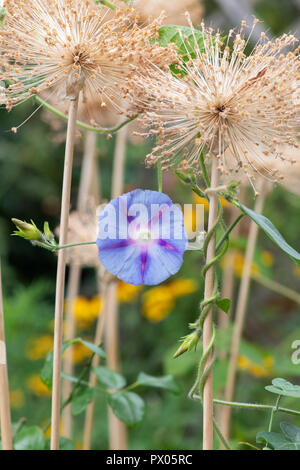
[93,366,126,389]
[265,378,300,398]
[40,338,106,389]
[137,372,180,394]
[72,386,95,416]
[40,341,70,389]
[59,437,75,450]
[157,25,209,77]
[238,203,300,266]
[257,422,300,450]
[72,338,106,359]
[14,426,45,450]
[158,25,205,58]
[107,392,145,426]
[216,298,231,314]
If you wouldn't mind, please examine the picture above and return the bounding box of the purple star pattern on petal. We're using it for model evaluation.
[96,189,188,285]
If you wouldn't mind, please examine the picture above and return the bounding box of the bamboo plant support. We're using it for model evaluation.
[0,261,13,450]
[62,130,98,438]
[220,181,267,443]
[50,94,80,450]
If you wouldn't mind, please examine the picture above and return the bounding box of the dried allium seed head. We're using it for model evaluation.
[0,0,176,114]
[56,199,99,267]
[130,17,300,190]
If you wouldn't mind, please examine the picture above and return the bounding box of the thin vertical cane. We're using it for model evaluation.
[62,130,98,438]
[220,181,266,442]
[202,157,219,450]
[50,94,80,450]
[0,261,13,450]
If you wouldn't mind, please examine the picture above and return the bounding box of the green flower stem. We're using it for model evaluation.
[199,153,210,187]
[211,398,300,417]
[268,395,281,433]
[216,214,244,252]
[213,417,232,450]
[34,96,137,134]
[157,159,163,192]
[34,240,96,252]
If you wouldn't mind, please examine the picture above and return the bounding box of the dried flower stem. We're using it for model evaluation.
[62,130,98,438]
[220,182,266,443]
[51,94,79,451]
[202,156,219,450]
[0,261,13,450]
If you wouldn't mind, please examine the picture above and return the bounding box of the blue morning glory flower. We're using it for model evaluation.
[97,189,188,286]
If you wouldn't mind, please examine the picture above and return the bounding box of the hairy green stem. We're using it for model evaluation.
[216,214,244,252]
[211,398,300,417]
[213,418,232,450]
[157,159,163,192]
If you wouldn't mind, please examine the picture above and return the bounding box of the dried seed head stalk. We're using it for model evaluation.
[56,199,99,267]
[130,15,300,192]
[0,0,176,115]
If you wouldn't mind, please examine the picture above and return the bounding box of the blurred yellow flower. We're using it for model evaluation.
[238,354,274,377]
[183,205,204,237]
[26,335,53,360]
[249,364,269,378]
[293,266,300,279]
[231,251,260,277]
[43,420,63,439]
[10,390,25,409]
[261,250,275,268]
[193,194,209,211]
[142,279,197,323]
[168,279,197,298]
[142,286,175,323]
[117,282,142,302]
[72,342,91,364]
[71,296,103,329]
[193,193,230,210]
[237,355,252,370]
[26,374,51,397]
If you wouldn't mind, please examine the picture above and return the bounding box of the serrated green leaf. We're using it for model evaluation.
[107,392,145,426]
[216,298,231,314]
[72,386,95,416]
[14,426,45,450]
[93,366,126,390]
[238,203,300,266]
[265,378,300,398]
[137,372,180,394]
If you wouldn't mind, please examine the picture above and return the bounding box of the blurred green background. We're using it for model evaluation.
[1,0,300,450]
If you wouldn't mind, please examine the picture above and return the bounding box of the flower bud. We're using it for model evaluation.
[11,218,42,241]
[173,330,201,358]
